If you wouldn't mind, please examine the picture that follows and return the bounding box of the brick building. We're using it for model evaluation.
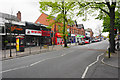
[85,28,94,40]
[35,13,86,44]
[35,13,71,45]
[35,13,70,33]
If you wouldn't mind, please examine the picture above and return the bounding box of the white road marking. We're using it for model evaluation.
[1,50,74,73]
[81,53,104,78]
[29,51,72,66]
[0,66,29,73]
[30,58,50,66]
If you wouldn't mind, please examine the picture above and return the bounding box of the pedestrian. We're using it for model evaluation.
[61,41,62,46]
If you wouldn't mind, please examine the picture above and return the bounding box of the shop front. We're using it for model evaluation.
[71,34,76,43]
[55,33,64,45]
[67,33,71,43]
[25,29,42,47]
[25,22,51,47]
[3,23,25,49]
[75,34,85,43]
[41,30,51,46]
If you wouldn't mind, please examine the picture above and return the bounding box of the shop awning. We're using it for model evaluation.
[76,35,85,38]
[55,33,63,37]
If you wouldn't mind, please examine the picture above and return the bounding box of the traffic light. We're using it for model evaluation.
[114,29,117,34]
[50,31,53,37]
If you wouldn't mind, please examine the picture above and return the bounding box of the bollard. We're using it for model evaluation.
[108,47,110,58]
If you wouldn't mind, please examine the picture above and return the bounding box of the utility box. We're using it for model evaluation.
[16,36,24,52]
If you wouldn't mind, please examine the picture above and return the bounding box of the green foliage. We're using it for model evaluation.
[115,11,120,29]
[102,10,120,32]
[39,1,75,39]
[46,26,51,29]
[4,40,8,43]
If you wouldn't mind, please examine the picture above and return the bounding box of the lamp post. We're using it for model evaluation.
[9,22,12,57]
[9,11,13,57]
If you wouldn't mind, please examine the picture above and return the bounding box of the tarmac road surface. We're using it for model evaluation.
[2,40,118,78]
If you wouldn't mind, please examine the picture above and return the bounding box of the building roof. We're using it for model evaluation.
[85,28,92,32]
[26,22,49,28]
[35,13,55,26]
[35,13,72,27]
[0,12,19,22]
[77,24,84,29]
[43,13,56,20]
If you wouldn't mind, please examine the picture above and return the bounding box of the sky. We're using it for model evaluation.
[0,0,108,37]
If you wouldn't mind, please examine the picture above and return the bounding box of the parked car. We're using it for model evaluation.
[97,38,101,42]
[95,39,99,42]
[84,40,90,44]
[82,41,85,44]
[91,39,96,43]
[78,40,85,45]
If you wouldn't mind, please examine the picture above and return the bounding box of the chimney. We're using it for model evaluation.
[17,11,21,21]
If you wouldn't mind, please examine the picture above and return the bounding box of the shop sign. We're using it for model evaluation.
[7,26,24,34]
[42,31,50,36]
[68,34,71,36]
[80,35,83,37]
[71,34,75,36]
[26,29,42,36]
[68,33,71,37]
[8,26,23,31]
[55,33,62,37]
[76,35,85,38]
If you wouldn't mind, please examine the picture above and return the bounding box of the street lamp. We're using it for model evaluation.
[9,12,13,57]
[9,22,12,57]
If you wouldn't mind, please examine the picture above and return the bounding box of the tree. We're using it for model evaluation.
[76,0,119,53]
[102,10,120,32]
[39,1,75,47]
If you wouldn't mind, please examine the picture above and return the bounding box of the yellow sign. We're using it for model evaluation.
[16,38,19,51]
[43,45,48,48]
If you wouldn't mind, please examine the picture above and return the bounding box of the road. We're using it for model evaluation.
[2,40,118,78]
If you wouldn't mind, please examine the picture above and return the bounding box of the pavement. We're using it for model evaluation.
[101,49,120,69]
[1,43,77,60]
